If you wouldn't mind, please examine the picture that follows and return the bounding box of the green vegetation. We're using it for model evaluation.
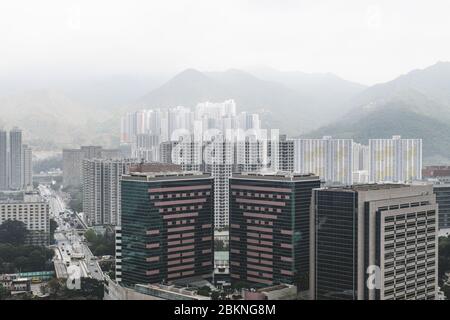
[84,229,115,257]
[0,284,9,300]
[231,281,249,291]
[197,286,211,297]
[0,221,54,273]
[439,237,450,283]
[0,220,28,245]
[439,236,450,299]
[98,259,115,279]
[0,244,54,273]
[306,104,450,164]
[45,278,104,300]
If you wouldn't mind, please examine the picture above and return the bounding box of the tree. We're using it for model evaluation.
[0,284,9,300]
[211,291,220,300]
[84,230,97,244]
[80,278,104,300]
[231,281,248,291]
[0,220,28,245]
[197,286,211,297]
[40,284,49,296]
[47,278,63,295]
[94,244,108,256]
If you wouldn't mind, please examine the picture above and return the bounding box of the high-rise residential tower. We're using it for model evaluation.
[82,159,140,226]
[293,136,353,186]
[63,146,120,187]
[9,127,23,190]
[0,130,7,190]
[22,144,33,189]
[369,136,422,183]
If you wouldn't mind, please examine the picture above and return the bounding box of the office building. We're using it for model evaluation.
[0,191,50,246]
[229,172,321,288]
[369,136,422,183]
[310,184,438,300]
[433,183,450,229]
[120,171,214,286]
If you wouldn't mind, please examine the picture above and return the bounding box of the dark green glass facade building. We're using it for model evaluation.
[120,172,214,286]
[229,172,320,289]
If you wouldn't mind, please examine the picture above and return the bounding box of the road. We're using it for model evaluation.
[39,185,104,281]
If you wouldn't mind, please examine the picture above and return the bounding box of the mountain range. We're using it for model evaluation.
[307,62,450,164]
[136,68,365,133]
[2,62,450,163]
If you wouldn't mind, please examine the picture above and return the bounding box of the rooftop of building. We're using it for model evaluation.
[319,183,432,193]
[122,171,211,182]
[135,279,211,300]
[129,162,182,173]
[0,190,46,204]
[232,171,319,182]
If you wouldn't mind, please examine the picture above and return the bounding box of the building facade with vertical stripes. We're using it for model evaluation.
[369,136,422,183]
[229,172,320,288]
[293,137,353,186]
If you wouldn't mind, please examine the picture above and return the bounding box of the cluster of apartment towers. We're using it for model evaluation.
[0,128,33,191]
[0,128,49,246]
[62,100,433,300]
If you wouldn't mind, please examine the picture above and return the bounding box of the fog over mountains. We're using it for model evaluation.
[2,62,450,162]
[308,61,450,163]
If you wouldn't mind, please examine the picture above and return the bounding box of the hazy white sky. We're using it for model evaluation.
[1,0,450,85]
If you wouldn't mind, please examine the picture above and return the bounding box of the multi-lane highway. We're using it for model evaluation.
[39,185,104,281]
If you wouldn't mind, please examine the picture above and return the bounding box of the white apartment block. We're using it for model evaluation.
[121,100,267,229]
[369,136,422,183]
[0,192,50,246]
[82,159,139,226]
[132,134,160,162]
[293,136,353,185]
[63,146,120,187]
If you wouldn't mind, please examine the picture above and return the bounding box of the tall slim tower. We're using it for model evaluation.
[22,144,33,189]
[0,129,8,190]
[9,127,23,190]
